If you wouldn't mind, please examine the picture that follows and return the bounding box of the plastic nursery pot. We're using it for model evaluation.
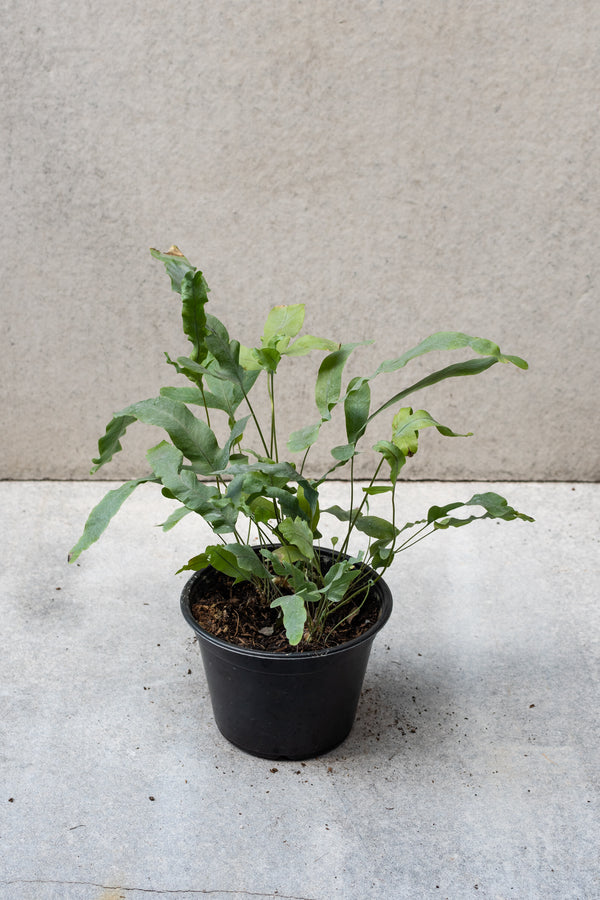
[180,547,393,760]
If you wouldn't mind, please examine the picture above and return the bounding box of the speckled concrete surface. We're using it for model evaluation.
[2,1,599,481]
[1,481,598,899]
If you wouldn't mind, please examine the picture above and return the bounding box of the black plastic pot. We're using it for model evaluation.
[180,547,393,760]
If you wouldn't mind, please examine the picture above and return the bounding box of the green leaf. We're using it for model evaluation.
[146,441,219,511]
[283,335,340,357]
[297,483,320,533]
[331,443,356,461]
[180,270,210,362]
[322,504,357,523]
[160,386,205,405]
[322,505,398,543]
[205,367,260,419]
[278,517,315,559]
[158,507,192,531]
[315,342,370,422]
[178,543,269,581]
[162,367,259,424]
[251,347,282,372]
[345,376,371,445]
[270,594,308,646]
[204,317,247,386]
[391,407,470,457]
[287,423,322,453]
[213,416,250,472]
[368,357,498,423]
[219,460,319,519]
[150,246,195,294]
[427,492,535,528]
[368,539,396,570]
[68,477,157,562]
[223,543,270,579]
[321,559,363,604]
[372,440,407,485]
[375,331,528,376]
[264,486,306,522]
[353,515,399,542]
[238,344,263,370]
[272,545,308,566]
[246,496,278,525]
[262,304,305,344]
[91,414,136,473]
[117,397,222,474]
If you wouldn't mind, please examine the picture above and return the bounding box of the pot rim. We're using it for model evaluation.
[180,546,393,661]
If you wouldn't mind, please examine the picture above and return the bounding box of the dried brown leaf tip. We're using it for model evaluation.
[165,245,185,257]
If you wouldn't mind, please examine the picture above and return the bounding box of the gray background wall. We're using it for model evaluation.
[2,0,598,481]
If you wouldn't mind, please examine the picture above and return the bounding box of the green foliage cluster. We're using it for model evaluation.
[70,247,533,647]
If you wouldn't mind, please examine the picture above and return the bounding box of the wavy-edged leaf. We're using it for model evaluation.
[213,416,250,472]
[118,397,248,476]
[315,342,371,422]
[345,376,371,444]
[251,347,281,372]
[205,366,259,418]
[246,495,278,525]
[322,504,357,523]
[368,357,498,423]
[160,386,205,405]
[146,441,219,512]
[372,440,407,485]
[278,516,315,559]
[270,593,309,646]
[262,304,305,345]
[117,397,221,473]
[218,460,319,518]
[321,559,363,604]
[158,506,192,531]
[287,422,322,453]
[428,492,535,528]
[91,414,136,473]
[238,344,263,371]
[178,543,269,581]
[391,407,471,457]
[375,331,528,376]
[322,506,398,542]
[180,269,210,362]
[162,375,260,424]
[68,476,158,562]
[283,335,340,357]
[204,317,247,387]
[150,246,195,294]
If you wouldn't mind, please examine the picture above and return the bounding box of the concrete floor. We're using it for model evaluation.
[1,481,598,900]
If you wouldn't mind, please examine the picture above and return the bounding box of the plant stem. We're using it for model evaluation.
[340,457,384,556]
[393,525,437,554]
[299,446,311,476]
[240,384,271,458]
[268,372,279,462]
[199,382,212,429]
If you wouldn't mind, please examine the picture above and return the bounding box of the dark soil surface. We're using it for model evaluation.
[189,569,382,653]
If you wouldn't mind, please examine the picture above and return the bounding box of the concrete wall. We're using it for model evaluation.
[2,1,598,481]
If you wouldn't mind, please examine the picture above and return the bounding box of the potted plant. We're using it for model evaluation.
[69,246,533,760]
